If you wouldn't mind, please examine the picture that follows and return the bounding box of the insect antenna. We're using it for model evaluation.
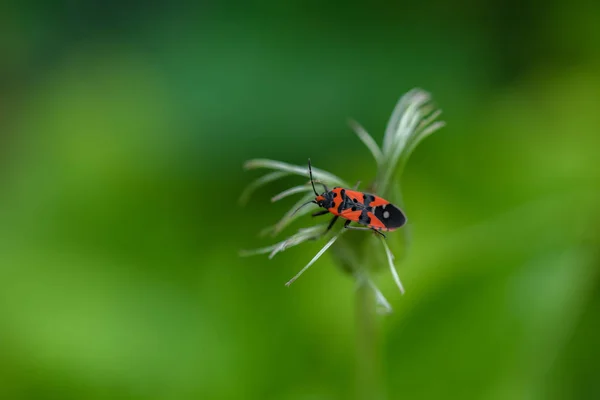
[307,159,329,193]
[307,158,319,196]
[290,200,317,217]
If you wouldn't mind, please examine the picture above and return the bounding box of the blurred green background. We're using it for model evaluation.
[1,1,599,399]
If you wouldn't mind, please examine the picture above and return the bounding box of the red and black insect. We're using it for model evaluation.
[295,159,407,238]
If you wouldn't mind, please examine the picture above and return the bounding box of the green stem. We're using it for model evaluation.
[355,281,385,400]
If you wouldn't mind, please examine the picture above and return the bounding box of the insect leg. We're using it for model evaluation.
[373,229,386,238]
[312,210,330,217]
[344,220,386,238]
[308,215,339,241]
[326,215,339,232]
[343,219,369,230]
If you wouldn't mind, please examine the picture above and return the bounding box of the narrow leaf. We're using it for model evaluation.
[381,238,405,295]
[271,185,313,202]
[348,119,383,163]
[285,231,343,286]
[239,171,289,205]
[244,159,351,188]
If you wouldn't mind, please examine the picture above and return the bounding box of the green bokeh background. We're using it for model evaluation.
[1,2,599,399]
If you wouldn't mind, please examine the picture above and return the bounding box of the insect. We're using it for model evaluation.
[294,159,407,238]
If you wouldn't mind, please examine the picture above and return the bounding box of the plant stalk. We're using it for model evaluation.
[355,280,385,400]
